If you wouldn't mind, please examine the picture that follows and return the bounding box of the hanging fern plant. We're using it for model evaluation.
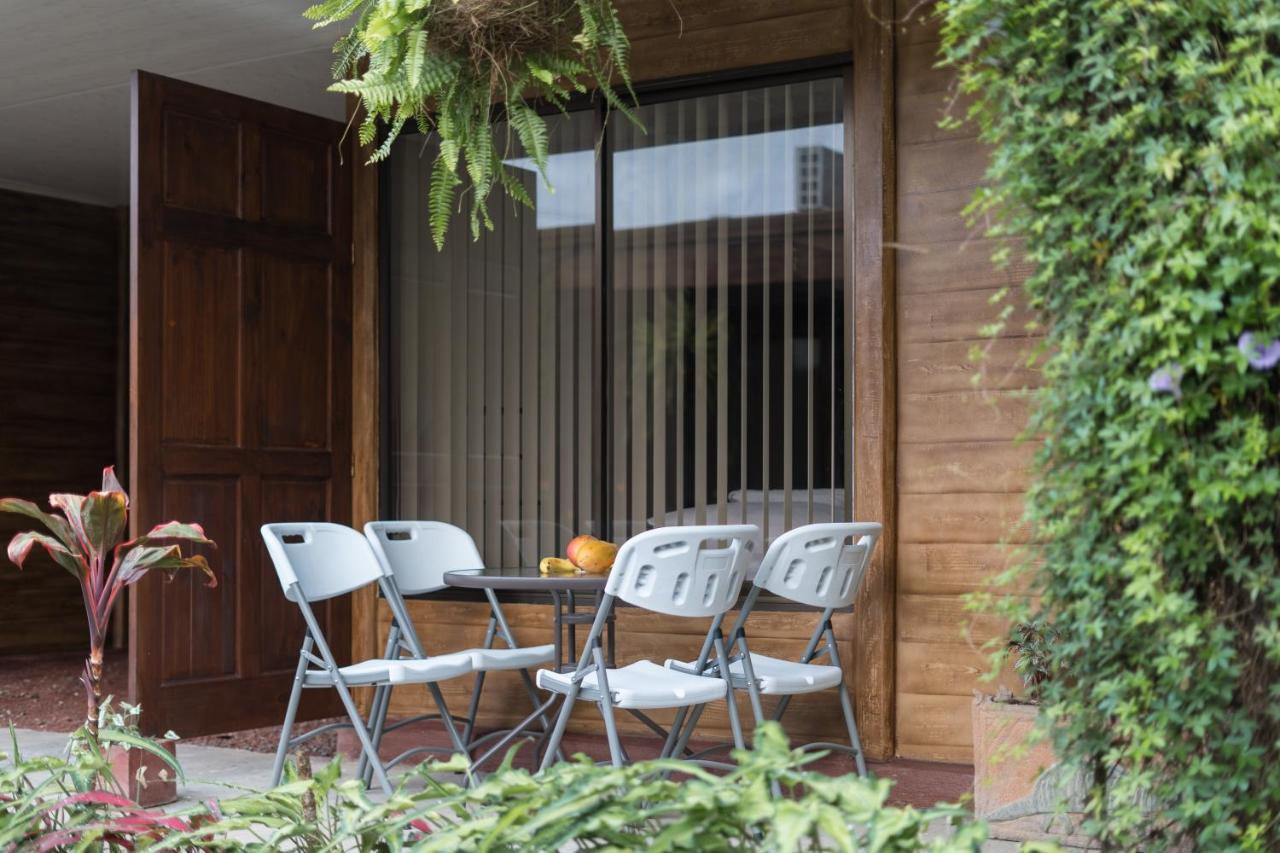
[306,0,637,248]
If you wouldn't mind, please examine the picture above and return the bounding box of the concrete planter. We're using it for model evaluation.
[107,740,178,807]
[972,694,1094,848]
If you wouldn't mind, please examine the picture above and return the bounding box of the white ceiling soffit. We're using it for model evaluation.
[0,0,349,207]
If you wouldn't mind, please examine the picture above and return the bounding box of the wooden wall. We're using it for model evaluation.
[892,1,1035,761]
[352,0,1035,763]
[0,189,122,654]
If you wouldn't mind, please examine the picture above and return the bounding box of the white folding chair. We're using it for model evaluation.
[665,522,882,776]
[363,521,558,772]
[260,522,474,794]
[536,524,759,770]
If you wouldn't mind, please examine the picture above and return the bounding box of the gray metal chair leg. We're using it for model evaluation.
[462,670,486,747]
[271,643,310,787]
[593,646,625,767]
[712,633,746,752]
[360,683,393,788]
[736,636,767,725]
[825,625,867,777]
[668,702,706,760]
[540,679,581,772]
[330,676,394,794]
[838,682,867,777]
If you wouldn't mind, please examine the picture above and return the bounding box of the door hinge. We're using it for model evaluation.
[351,242,356,264]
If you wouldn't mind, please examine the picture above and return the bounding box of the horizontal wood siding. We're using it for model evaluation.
[0,189,121,653]
[892,0,1037,762]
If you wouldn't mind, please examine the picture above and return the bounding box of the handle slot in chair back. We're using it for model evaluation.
[262,522,384,602]
[364,520,484,595]
[753,522,882,609]
[606,525,758,618]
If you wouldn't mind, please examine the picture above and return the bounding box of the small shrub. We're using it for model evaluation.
[2,723,989,851]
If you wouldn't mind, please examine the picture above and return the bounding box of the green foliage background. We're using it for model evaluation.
[939,0,1280,848]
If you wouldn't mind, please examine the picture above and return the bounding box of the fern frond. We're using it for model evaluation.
[428,153,462,251]
[506,101,550,185]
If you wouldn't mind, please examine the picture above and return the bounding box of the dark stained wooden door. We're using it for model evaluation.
[128,71,352,736]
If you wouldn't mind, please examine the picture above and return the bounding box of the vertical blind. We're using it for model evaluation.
[388,112,599,566]
[388,75,849,566]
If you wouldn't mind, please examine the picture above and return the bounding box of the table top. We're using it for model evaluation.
[443,566,609,592]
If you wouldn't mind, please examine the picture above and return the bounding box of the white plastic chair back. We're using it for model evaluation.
[606,525,758,618]
[753,522,882,610]
[364,521,484,595]
[261,522,383,602]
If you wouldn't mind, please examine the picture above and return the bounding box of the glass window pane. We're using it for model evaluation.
[606,78,848,544]
[386,111,599,566]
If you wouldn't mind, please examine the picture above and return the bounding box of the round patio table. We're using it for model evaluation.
[442,567,617,673]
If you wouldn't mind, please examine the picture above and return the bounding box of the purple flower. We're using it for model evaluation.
[1238,332,1280,370]
[1148,365,1183,399]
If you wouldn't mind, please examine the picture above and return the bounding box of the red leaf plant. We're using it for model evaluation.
[0,466,216,738]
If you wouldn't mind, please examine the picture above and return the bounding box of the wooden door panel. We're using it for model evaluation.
[257,476,336,673]
[162,112,242,216]
[260,130,331,230]
[131,70,352,737]
[160,242,241,445]
[159,477,239,682]
[251,253,332,450]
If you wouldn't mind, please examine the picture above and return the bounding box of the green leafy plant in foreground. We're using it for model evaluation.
[940,0,1280,848]
[2,723,993,851]
[307,0,637,249]
[0,467,216,739]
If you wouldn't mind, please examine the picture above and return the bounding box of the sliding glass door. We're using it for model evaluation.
[386,72,848,566]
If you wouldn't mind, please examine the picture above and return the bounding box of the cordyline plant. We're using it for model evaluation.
[0,467,215,740]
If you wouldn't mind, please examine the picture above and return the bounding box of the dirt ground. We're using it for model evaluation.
[0,651,339,756]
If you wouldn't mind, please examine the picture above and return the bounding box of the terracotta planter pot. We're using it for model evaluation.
[107,740,178,807]
[972,694,1094,848]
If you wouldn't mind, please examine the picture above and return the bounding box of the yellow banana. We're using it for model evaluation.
[539,557,578,576]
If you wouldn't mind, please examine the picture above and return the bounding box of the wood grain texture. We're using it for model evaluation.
[893,0,1037,763]
[0,188,121,653]
[349,94,380,711]
[129,71,353,737]
[850,0,897,762]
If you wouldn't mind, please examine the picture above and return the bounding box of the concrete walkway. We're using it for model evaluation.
[11,728,293,805]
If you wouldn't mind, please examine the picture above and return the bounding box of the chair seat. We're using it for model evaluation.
[305,653,474,687]
[468,643,556,672]
[536,660,728,710]
[666,652,843,696]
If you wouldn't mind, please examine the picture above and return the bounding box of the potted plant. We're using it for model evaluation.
[972,618,1094,847]
[91,699,181,808]
[307,0,637,249]
[1,466,214,801]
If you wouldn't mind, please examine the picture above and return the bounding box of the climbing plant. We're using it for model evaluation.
[306,0,636,248]
[939,0,1280,849]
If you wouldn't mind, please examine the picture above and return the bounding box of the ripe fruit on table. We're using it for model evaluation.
[539,556,577,576]
[565,534,595,565]
[571,537,619,573]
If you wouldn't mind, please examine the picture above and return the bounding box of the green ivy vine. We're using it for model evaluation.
[940,1,1280,848]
